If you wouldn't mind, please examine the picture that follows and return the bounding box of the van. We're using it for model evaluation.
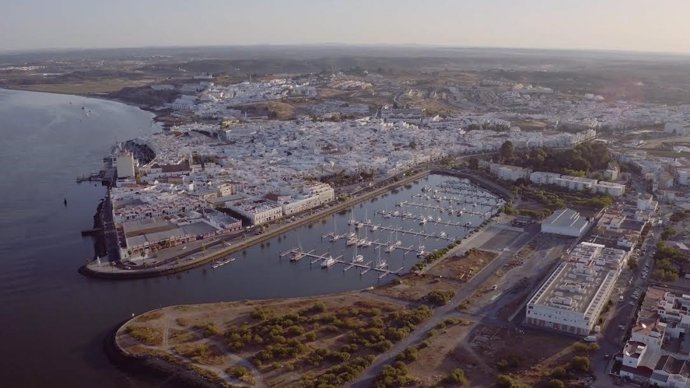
[583,335,597,342]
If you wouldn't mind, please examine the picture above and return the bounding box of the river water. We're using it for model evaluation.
[0,88,498,387]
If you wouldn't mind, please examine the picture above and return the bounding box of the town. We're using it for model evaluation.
[95,64,690,387]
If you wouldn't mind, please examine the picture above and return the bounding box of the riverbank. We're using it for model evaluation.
[80,169,431,279]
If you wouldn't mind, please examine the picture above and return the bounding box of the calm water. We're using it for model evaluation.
[0,89,497,387]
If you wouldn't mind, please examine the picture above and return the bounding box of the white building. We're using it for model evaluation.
[526,243,627,336]
[116,152,136,179]
[489,163,531,182]
[594,181,626,197]
[228,200,283,225]
[529,171,626,197]
[541,208,589,237]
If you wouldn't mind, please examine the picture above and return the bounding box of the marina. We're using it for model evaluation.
[277,174,502,280]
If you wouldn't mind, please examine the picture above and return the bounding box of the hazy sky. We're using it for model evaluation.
[2,0,690,53]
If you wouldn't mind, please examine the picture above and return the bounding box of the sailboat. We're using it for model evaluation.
[376,246,387,269]
[353,245,364,263]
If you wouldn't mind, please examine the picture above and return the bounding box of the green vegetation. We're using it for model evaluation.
[173,343,224,365]
[568,356,591,372]
[573,342,599,354]
[440,368,467,386]
[223,303,432,387]
[423,290,455,306]
[226,366,255,385]
[509,141,611,176]
[516,183,613,210]
[396,346,418,363]
[374,361,413,388]
[125,325,163,346]
[496,374,530,388]
[628,257,639,270]
[546,379,565,388]
[653,241,687,281]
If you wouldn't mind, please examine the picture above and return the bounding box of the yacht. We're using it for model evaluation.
[376,259,388,269]
[419,218,427,225]
[371,224,379,231]
[321,256,336,268]
[290,250,305,262]
[439,231,447,238]
[347,235,359,246]
[392,210,400,217]
[353,254,364,263]
[384,244,396,253]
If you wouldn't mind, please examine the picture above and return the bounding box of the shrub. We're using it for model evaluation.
[442,368,467,386]
[423,290,454,306]
[546,379,565,388]
[550,367,567,379]
[396,346,418,363]
[569,356,591,372]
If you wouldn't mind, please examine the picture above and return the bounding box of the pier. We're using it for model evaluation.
[281,248,403,278]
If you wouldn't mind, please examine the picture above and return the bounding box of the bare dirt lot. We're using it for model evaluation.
[426,249,498,281]
[467,325,583,387]
[371,274,459,303]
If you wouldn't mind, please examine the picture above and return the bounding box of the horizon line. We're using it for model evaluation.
[2,43,690,59]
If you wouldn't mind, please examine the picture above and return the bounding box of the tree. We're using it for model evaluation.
[500,141,515,163]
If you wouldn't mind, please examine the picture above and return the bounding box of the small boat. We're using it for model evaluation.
[439,232,447,238]
[376,260,388,269]
[321,256,336,268]
[419,218,427,225]
[211,258,232,269]
[392,211,400,217]
[371,225,379,231]
[385,244,396,253]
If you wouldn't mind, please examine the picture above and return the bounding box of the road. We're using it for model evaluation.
[350,224,540,387]
[591,225,661,387]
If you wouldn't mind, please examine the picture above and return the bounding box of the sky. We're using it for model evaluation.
[2,0,690,54]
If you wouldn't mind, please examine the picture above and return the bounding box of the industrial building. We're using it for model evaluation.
[526,242,627,336]
[541,208,589,237]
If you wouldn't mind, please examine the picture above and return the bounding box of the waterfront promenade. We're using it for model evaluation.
[81,169,432,279]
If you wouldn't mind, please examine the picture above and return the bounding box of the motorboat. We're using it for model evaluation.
[321,256,336,268]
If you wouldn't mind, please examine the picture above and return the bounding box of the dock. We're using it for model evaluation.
[282,248,402,277]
